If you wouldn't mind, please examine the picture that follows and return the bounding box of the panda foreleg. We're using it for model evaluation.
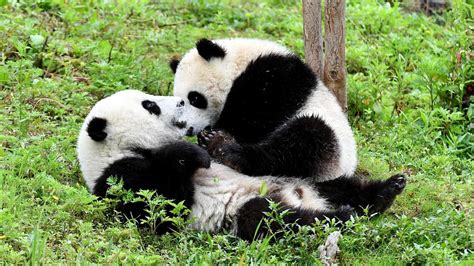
[148,141,212,177]
[316,174,407,215]
[236,197,354,241]
[96,141,211,234]
[198,129,252,172]
[199,115,338,178]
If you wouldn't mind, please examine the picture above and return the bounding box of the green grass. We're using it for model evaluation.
[1,0,473,264]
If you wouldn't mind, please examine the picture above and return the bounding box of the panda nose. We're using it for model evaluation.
[177,100,185,107]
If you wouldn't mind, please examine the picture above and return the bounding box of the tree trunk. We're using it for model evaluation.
[303,0,323,79]
[323,0,347,111]
[303,0,347,112]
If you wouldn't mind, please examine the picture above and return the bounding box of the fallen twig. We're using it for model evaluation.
[318,231,342,265]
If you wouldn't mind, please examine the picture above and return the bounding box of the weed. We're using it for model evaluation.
[0,0,472,264]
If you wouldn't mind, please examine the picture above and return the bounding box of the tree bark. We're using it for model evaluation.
[302,0,324,79]
[323,0,347,111]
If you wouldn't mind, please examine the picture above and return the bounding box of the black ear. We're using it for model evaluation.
[196,38,226,61]
[169,57,180,74]
[87,117,107,141]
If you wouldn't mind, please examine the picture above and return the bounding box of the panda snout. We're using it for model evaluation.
[177,100,185,107]
[172,118,187,129]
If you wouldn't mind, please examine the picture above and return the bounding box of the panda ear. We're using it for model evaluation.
[169,57,180,74]
[196,38,226,61]
[87,117,107,141]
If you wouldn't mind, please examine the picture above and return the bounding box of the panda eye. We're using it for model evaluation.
[142,100,161,116]
[188,91,208,109]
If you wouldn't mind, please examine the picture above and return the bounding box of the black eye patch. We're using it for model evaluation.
[142,100,161,116]
[188,91,208,109]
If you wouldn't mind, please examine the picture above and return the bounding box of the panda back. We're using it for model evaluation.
[215,52,318,143]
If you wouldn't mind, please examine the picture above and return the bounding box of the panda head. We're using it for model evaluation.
[77,90,187,191]
[171,38,290,135]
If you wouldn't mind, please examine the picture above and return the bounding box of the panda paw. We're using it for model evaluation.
[198,129,245,171]
[368,174,406,215]
[198,129,236,152]
[384,174,407,196]
[334,205,355,222]
[185,144,211,169]
[197,129,237,155]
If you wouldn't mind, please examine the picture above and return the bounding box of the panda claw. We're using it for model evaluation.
[335,205,355,222]
[197,131,210,147]
[386,174,407,194]
[197,129,239,161]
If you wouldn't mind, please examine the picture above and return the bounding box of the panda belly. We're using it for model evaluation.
[189,164,265,233]
[296,83,357,180]
[188,163,330,234]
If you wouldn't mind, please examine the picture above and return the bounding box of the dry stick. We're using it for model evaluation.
[33,36,49,70]
[324,0,347,112]
[40,36,50,53]
[127,7,134,19]
[107,43,113,63]
[302,0,324,79]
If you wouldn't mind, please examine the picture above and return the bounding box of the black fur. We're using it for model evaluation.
[316,174,407,215]
[199,115,337,178]
[215,53,317,143]
[169,58,180,73]
[188,91,208,109]
[93,141,210,233]
[89,139,404,239]
[142,100,161,116]
[87,117,107,141]
[236,174,406,241]
[196,38,226,61]
[236,197,353,241]
[197,53,335,178]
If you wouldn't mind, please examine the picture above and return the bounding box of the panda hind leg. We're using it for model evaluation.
[236,197,354,241]
[316,174,407,215]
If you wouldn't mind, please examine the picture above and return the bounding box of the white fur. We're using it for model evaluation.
[173,38,357,179]
[175,38,290,134]
[78,90,333,235]
[298,83,358,180]
[77,90,187,191]
[190,163,329,234]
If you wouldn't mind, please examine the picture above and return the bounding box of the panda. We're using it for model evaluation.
[170,38,357,182]
[77,90,406,241]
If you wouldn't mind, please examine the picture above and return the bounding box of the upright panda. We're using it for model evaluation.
[170,38,357,181]
[77,90,406,241]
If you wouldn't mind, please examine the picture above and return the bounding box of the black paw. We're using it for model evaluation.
[368,174,406,214]
[335,205,355,222]
[198,129,235,150]
[197,129,214,149]
[189,145,211,169]
[197,129,244,171]
[386,174,406,195]
[164,141,211,170]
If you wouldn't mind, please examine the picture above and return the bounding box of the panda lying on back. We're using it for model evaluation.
[170,38,357,181]
[77,90,406,241]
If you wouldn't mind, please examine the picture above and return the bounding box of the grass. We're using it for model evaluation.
[1,0,472,264]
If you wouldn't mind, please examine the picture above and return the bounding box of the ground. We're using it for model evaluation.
[0,0,472,264]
